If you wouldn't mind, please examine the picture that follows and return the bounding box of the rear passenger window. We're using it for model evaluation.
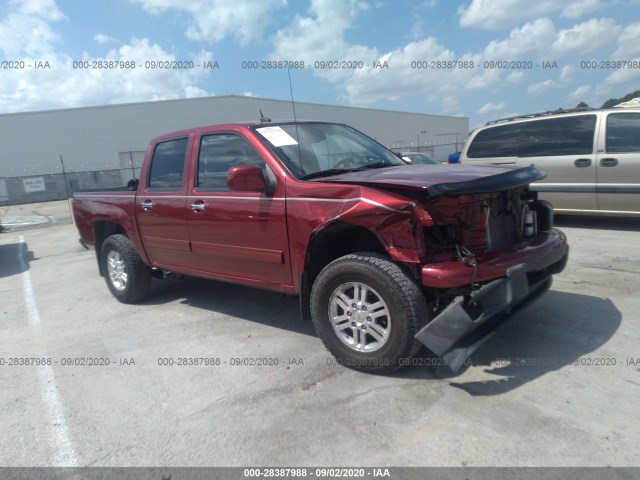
[148,137,188,190]
[607,113,640,153]
[517,115,596,157]
[467,123,521,158]
[197,134,266,190]
[468,115,596,158]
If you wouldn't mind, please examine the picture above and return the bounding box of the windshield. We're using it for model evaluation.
[403,153,439,165]
[253,122,404,179]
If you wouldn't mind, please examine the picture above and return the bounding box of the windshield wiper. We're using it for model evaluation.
[360,161,391,169]
[300,162,395,180]
[300,168,363,180]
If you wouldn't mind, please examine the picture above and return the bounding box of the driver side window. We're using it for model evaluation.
[197,134,266,190]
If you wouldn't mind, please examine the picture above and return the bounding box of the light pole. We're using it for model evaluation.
[417,130,427,152]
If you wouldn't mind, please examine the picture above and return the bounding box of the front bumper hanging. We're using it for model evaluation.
[415,241,569,371]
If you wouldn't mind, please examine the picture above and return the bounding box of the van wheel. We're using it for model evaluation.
[100,234,151,303]
[310,253,427,373]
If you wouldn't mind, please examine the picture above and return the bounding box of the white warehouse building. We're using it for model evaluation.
[0,95,468,204]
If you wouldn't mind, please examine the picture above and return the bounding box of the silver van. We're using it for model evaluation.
[460,107,640,216]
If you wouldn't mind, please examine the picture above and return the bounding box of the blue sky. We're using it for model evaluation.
[1,0,640,127]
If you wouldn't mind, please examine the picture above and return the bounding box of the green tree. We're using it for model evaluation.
[601,89,640,108]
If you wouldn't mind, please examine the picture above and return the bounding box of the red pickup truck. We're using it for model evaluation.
[73,121,568,372]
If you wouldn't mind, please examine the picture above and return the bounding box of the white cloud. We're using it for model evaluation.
[0,0,64,57]
[561,0,603,18]
[458,0,557,29]
[185,85,209,98]
[606,21,640,93]
[0,37,215,112]
[130,0,287,45]
[339,39,488,108]
[271,0,376,84]
[527,79,555,95]
[0,1,217,113]
[568,84,591,101]
[409,18,425,40]
[269,0,508,113]
[612,22,640,59]
[550,18,620,55]
[559,65,574,83]
[458,0,604,29]
[484,19,556,59]
[441,95,462,116]
[103,39,213,102]
[604,63,640,85]
[479,17,622,66]
[477,102,506,114]
[12,0,64,21]
[262,1,638,118]
[94,33,118,45]
[507,71,526,83]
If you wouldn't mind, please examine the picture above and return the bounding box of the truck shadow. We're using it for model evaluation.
[139,276,316,338]
[398,290,621,395]
[0,242,36,278]
[142,278,620,394]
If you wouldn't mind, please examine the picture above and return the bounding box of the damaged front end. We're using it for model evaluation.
[410,168,569,371]
[314,164,569,370]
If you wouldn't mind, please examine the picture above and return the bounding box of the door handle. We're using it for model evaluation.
[574,158,591,168]
[190,201,206,212]
[141,200,153,210]
[600,158,618,167]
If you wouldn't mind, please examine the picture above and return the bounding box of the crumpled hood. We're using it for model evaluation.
[312,164,546,197]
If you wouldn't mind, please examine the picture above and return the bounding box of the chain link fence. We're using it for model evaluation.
[0,167,140,206]
[0,167,140,232]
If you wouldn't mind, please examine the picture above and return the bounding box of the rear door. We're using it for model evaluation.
[186,130,292,287]
[596,111,640,213]
[136,136,192,269]
[513,114,599,212]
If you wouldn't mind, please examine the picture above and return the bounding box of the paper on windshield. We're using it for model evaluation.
[256,126,299,147]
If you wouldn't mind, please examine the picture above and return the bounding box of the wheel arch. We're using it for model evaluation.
[305,221,387,284]
[94,221,128,277]
[299,221,388,321]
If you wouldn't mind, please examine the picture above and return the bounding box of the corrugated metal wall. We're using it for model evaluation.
[0,96,468,203]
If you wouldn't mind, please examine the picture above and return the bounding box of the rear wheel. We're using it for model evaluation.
[310,253,428,373]
[100,234,151,303]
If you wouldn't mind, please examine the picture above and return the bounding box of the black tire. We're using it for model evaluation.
[100,234,151,303]
[310,253,428,373]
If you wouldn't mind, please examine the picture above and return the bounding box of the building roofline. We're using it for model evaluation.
[0,94,467,121]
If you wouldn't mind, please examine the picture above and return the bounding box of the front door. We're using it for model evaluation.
[186,131,292,288]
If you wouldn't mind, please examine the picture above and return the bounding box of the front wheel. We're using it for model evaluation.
[100,234,151,303]
[310,253,428,373]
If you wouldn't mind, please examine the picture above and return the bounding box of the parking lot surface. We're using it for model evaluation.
[1,211,639,467]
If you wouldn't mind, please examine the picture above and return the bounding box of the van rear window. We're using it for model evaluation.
[607,113,640,153]
[468,114,596,158]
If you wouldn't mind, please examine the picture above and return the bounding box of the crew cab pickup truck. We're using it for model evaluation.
[73,121,569,372]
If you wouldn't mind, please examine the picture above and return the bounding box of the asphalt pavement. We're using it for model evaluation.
[0,207,639,467]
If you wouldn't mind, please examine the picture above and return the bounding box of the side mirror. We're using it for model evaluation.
[227,165,274,193]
